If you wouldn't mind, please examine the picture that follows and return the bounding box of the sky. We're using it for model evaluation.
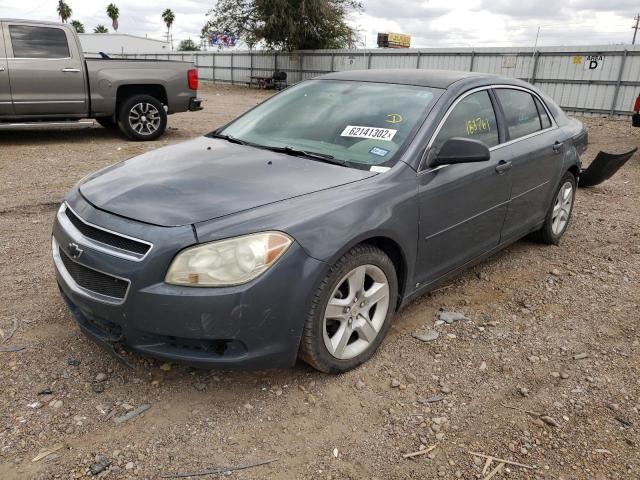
[0,0,637,49]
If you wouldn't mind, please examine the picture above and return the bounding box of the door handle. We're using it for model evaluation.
[0,66,5,72]
[552,141,564,154]
[61,67,81,73]
[495,160,512,174]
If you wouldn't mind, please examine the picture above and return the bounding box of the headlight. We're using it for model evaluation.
[165,232,292,287]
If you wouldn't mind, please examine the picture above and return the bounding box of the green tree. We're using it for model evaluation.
[202,0,362,51]
[178,38,200,51]
[56,0,72,23]
[71,20,85,33]
[106,3,120,32]
[94,25,108,33]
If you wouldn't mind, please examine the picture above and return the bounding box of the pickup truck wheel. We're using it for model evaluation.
[531,172,576,245]
[299,244,397,373]
[96,117,118,129]
[118,95,167,141]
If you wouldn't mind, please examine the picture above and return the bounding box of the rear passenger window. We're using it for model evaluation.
[433,90,499,149]
[9,25,70,59]
[534,97,552,129]
[495,89,541,140]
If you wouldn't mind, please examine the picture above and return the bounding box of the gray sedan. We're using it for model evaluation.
[52,69,588,373]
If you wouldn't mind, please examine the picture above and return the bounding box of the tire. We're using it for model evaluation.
[96,117,118,129]
[299,244,398,373]
[531,171,577,245]
[117,94,167,141]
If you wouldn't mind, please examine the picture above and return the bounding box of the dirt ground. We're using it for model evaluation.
[0,83,638,480]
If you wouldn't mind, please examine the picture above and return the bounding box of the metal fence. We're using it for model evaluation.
[106,45,640,117]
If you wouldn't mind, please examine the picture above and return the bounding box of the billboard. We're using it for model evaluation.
[377,32,411,48]
[209,32,237,47]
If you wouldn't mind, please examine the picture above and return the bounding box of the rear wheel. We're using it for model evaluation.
[299,244,397,373]
[532,171,576,244]
[117,94,167,141]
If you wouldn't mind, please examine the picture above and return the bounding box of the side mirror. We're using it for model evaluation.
[429,137,491,168]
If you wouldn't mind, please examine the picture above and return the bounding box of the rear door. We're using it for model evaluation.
[0,22,13,115]
[3,21,87,116]
[415,88,513,285]
[494,88,560,240]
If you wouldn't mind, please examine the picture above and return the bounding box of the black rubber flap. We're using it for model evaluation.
[579,148,637,188]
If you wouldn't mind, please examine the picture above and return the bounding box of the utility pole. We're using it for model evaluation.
[528,26,541,83]
[633,14,640,45]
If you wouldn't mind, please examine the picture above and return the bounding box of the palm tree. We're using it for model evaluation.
[161,9,175,49]
[106,3,119,32]
[56,0,72,23]
[71,20,85,33]
[93,25,108,34]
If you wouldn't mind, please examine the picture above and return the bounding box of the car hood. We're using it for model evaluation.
[80,136,375,227]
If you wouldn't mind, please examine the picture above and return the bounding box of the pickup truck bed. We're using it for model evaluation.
[85,58,200,117]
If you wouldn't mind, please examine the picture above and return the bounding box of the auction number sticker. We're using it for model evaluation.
[341,125,397,141]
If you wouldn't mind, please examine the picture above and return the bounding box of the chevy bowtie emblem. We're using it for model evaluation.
[68,242,83,259]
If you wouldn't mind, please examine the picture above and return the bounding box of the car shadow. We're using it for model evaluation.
[0,127,125,145]
[0,126,186,146]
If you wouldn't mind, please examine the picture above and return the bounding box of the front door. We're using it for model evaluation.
[3,21,87,116]
[0,23,13,115]
[416,89,513,286]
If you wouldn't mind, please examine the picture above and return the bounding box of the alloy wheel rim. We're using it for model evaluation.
[322,264,390,360]
[129,102,161,135]
[551,181,573,235]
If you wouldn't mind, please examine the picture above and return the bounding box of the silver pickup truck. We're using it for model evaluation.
[0,19,202,140]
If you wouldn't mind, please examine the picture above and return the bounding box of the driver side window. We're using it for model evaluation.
[433,90,499,149]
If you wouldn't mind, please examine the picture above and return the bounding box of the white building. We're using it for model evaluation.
[79,33,170,55]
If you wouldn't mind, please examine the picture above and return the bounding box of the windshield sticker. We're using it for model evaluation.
[369,146,389,157]
[385,113,403,124]
[370,165,391,173]
[341,125,397,141]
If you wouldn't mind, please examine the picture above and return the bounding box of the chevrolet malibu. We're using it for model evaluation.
[52,69,588,373]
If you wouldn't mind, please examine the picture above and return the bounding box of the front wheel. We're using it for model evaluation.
[532,172,577,244]
[117,94,167,141]
[299,244,398,373]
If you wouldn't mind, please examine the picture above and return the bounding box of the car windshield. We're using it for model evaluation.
[217,80,442,169]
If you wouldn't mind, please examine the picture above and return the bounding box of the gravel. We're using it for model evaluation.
[0,84,638,479]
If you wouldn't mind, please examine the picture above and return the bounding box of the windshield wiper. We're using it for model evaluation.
[209,132,247,145]
[209,134,346,166]
[261,145,346,166]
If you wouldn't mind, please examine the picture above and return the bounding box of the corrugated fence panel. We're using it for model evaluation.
[277,53,303,83]
[302,54,333,73]
[419,54,470,71]
[116,46,640,116]
[616,85,639,113]
[622,54,640,82]
[252,53,276,77]
[369,53,417,69]
[333,53,368,71]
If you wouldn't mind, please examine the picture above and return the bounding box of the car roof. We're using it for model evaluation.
[0,18,67,26]
[318,69,523,89]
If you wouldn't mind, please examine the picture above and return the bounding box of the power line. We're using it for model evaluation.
[633,14,640,45]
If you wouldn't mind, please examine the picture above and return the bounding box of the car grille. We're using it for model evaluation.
[65,208,150,256]
[59,249,128,300]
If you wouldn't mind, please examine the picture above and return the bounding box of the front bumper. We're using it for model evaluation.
[188,97,203,111]
[52,192,325,369]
